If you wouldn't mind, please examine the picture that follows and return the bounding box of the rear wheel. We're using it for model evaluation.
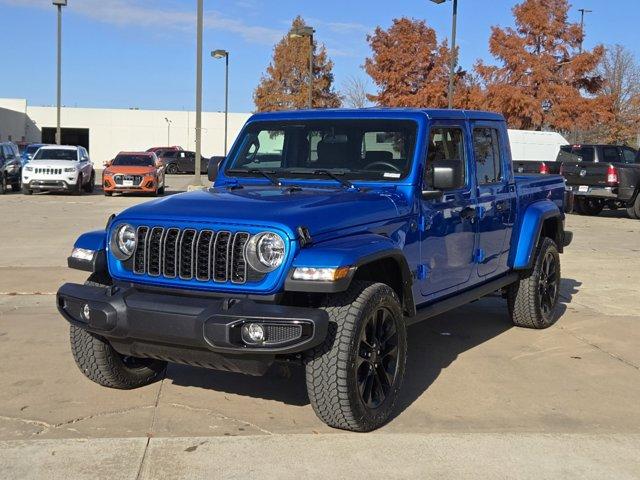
[507,237,561,329]
[305,281,407,432]
[626,194,640,220]
[576,197,603,216]
[70,278,167,389]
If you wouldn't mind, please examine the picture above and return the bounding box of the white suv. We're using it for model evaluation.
[22,145,95,195]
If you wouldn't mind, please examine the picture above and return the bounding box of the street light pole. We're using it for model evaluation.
[578,8,592,53]
[430,0,458,109]
[53,0,67,145]
[193,0,203,187]
[211,50,229,155]
[164,117,172,146]
[289,26,315,109]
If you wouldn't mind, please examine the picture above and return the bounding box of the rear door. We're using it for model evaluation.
[472,123,516,277]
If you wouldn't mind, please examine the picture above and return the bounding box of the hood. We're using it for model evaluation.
[28,160,78,169]
[117,185,410,237]
[105,166,156,175]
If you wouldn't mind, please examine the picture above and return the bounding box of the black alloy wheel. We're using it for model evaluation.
[357,306,400,409]
[538,250,559,317]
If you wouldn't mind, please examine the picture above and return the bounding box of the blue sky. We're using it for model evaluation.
[1,0,637,113]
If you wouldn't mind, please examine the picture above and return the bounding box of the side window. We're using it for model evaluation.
[622,147,636,164]
[473,127,502,184]
[602,147,620,163]
[426,127,466,190]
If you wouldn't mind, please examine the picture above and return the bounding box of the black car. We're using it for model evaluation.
[158,150,209,174]
[0,142,22,193]
[560,144,640,218]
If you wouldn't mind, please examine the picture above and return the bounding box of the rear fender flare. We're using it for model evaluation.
[510,201,561,270]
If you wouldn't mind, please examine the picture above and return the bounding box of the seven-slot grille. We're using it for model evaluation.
[34,167,63,175]
[132,226,252,284]
[114,174,143,186]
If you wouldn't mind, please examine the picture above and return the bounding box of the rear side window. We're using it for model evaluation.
[473,128,502,184]
[574,147,594,162]
[602,147,620,163]
[622,147,637,164]
[426,127,466,190]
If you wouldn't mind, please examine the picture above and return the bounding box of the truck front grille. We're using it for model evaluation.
[132,226,251,284]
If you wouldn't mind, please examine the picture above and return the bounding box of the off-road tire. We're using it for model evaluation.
[626,194,640,220]
[84,171,95,193]
[69,279,167,389]
[304,281,407,432]
[21,184,32,195]
[576,197,603,216]
[507,237,561,329]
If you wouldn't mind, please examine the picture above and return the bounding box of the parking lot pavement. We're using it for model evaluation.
[0,183,639,478]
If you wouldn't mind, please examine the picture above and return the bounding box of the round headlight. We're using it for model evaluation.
[246,232,285,273]
[110,224,137,260]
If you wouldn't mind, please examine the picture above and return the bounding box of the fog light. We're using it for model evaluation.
[241,323,265,344]
[82,304,91,321]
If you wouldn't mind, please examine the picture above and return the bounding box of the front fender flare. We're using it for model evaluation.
[511,201,561,270]
[69,230,108,273]
[284,233,414,313]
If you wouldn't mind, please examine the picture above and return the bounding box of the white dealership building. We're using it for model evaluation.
[0,98,251,163]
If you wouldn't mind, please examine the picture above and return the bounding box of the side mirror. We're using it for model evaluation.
[208,156,222,182]
[104,159,113,167]
[422,160,462,199]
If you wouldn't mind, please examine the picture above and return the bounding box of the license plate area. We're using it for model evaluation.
[578,185,589,193]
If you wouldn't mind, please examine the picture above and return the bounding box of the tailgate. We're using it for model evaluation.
[561,162,609,187]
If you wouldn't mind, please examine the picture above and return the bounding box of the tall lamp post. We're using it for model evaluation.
[192,0,203,188]
[288,26,315,109]
[164,117,172,146]
[52,0,67,145]
[430,0,458,109]
[578,8,592,53]
[211,49,229,155]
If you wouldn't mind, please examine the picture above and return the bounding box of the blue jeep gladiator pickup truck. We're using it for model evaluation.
[57,109,572,431]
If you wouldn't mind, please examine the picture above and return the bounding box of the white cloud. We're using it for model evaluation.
[1,0,282,44]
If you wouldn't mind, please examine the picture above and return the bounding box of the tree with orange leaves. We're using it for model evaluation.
[254,16,341,112]
[474,0,607,132]
[365,17,466,108]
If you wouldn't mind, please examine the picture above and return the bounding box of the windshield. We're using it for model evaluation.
[25,145,42,155]
[112,155,154,167]
[33,149,77,161]
[224,120,417,182]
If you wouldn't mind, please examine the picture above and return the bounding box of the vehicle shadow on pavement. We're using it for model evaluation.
[164,278,582,413]
[165,362,310,406]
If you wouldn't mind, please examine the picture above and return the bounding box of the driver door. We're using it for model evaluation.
[420,123,478,298]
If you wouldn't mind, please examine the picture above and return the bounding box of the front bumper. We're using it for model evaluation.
[25,179,75,191]
[57,282,328,375]
[103,176,158,193]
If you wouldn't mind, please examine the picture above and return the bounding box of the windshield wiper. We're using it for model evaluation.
[311,169,357,190]
[227,168,281,187]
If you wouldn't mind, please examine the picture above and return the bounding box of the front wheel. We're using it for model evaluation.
[507,237,561,329]
[69,278,167,389]
[21,184,32,195]
[0,174,6,194]
[73,174,83,196]
[305,281,407,432]
[84,170,95,193]
[166,163,178,174]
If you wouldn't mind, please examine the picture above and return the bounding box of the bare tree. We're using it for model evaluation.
[341,75,372,108]
[597,44,640,145]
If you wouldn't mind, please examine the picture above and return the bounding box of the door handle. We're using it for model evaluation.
[460,206,477,220]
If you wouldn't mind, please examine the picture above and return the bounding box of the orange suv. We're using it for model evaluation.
[103,152,165,196]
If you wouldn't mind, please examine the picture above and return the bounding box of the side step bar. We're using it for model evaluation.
[405,273,519,326]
